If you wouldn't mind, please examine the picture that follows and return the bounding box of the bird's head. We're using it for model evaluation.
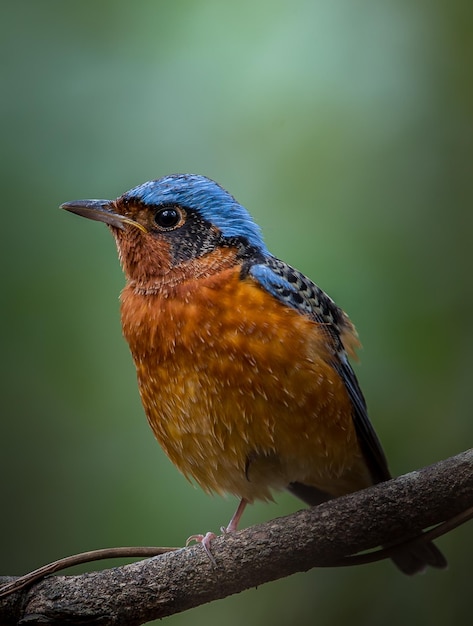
[61,174,268,289]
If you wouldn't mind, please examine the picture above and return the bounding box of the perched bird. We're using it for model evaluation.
[61,174,446,574]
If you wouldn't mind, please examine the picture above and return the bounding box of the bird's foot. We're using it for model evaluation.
[220,524,236,534]
[186,532,217,565]
[185,499,248,565]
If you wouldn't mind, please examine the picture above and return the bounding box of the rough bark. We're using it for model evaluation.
[1,449,472,625]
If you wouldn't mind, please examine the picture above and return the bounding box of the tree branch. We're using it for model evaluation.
[1,449,472,625]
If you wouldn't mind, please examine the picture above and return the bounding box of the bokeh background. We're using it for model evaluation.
[1,1,472,624]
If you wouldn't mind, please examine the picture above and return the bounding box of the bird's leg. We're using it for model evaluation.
[186,498,248,564]
[221,498,248,533]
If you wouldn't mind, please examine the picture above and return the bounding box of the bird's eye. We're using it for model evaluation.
[153,207,183,230]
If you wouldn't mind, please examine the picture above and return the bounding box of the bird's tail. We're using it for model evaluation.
[389,538,447,575]
[288,481,447,575]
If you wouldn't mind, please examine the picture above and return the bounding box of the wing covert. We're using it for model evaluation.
[246,255,391,485]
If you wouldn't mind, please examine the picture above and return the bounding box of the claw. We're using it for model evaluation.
[186,532,217,565]
[185,499,248,566]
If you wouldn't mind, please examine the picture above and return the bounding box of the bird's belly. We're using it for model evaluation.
[130,303,365,501]
[122,274,368,502]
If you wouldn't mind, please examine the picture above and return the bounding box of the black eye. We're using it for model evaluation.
[153,207,182,230]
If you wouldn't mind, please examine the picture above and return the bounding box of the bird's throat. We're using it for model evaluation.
[124,246,243,296]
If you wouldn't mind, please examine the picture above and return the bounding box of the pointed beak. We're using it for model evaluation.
[60,199,147,232]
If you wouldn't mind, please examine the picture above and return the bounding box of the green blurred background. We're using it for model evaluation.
[1,0,472,624]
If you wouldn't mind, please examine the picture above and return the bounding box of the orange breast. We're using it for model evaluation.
[120,265,371,502]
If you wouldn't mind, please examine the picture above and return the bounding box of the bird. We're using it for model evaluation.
[61,173,446,574]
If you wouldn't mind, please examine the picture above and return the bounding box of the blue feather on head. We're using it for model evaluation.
[123,174,269,253]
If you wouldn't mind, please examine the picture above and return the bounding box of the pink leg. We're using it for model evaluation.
[223,498,248,533]
[187,498,249,563]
